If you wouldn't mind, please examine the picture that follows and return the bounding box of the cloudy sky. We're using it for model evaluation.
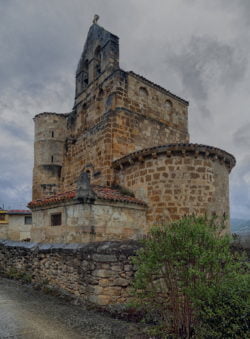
[0,0,250,219]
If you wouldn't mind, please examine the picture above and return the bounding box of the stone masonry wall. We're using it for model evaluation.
[62,117,113,190]
[33,113,67,199]
[8,215,32,241]
[0,240,140,306]
[0,224,7,240]
[114,145,234,230]
[111,109,188,161]
[126,72,189,137]
[31,200,147,243]
[34,69,190,198]
[61,69,189,192]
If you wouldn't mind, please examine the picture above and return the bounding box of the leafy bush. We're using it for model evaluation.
[6,267,32,283]
[132,216,250,338]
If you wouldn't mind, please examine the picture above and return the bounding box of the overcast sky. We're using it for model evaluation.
[0,0,250,219]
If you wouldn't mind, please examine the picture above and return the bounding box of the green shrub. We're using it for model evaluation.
[6,267,32,283]
[132,216,250,338]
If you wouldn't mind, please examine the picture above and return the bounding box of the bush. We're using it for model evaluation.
[132,216,250,338]
[6,267,32,283]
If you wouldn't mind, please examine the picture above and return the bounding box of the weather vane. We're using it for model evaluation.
[93,14,100,24]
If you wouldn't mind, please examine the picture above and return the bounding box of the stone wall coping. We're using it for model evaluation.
[0,239,141,255]
[29,197,146,212]
[128,71,189,105]
[34,112,69,119]
[112,143,236,172]
[0,239,38,250]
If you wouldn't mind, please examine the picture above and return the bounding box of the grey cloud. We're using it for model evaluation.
[0,178,31,210]
[2,122,32,142]
[168,35,247,103]
[0,154,32,209]
[233,123,250,149]
[231,155,250,218]
[217,0,250,25]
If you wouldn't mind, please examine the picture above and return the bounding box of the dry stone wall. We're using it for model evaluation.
[0,240,140,306]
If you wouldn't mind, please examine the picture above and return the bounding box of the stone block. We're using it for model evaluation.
[112,278,130,287]
[103,287,122,296]
[92,254,117,262]
[92,269,116,278]
[88,294,111,305]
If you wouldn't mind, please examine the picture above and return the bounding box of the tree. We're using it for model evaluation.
[132,216,249,338]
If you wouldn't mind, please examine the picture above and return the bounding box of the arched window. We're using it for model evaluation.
[165,99,173,112]
[83,59,89,85]
[82,163,94,180]
[98,88,104,98]
[86,169,91,179]
[81,103,87,126]
[94,46,101,78]
[139,87,148,99]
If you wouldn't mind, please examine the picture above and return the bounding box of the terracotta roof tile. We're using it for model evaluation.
[28,186,147,209]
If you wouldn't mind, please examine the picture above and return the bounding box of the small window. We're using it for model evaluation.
[165,100,173,112]
[51,213,62,226]
[95,46,101,78]
[51,155,54,163]
[139,87,148,100]
[98,88,104,98]
[51,131,54,138]
[0,214,6,221]
[86,170,91,179]
[83,59,89,85]
[25,216,32,225]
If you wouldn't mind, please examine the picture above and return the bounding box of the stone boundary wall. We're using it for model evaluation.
[0,239,140,306]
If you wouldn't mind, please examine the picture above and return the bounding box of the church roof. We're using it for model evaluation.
[112,143,236,172]
[129,71,189,105]
[28,185,147,209]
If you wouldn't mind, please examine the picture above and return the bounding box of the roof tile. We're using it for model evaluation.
[28,186,146,208]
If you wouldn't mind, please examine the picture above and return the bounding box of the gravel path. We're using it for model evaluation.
[0,278,146,338]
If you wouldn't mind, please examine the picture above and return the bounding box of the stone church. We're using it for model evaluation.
[28,19,236,243]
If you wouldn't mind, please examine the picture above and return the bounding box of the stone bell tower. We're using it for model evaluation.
[75,19,119,102]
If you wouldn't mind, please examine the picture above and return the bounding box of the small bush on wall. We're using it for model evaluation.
[132,216,250,338]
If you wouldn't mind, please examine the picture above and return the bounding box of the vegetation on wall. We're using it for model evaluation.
[132,216,250,338]
[111,183,135,197]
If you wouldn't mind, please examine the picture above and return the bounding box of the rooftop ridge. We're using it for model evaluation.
[129,71,189,105]
[28,186,147,209]
[34,112,69,119]
[112,143,236,172]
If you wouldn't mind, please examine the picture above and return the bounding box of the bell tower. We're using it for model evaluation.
[75,17,119,101]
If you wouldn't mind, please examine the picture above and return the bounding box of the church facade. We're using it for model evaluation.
[28,21,236,243]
